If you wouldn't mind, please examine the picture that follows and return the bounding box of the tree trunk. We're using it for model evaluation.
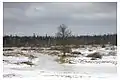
[63,52,66,56]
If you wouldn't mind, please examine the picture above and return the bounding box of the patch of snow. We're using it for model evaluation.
[3,46,117,79]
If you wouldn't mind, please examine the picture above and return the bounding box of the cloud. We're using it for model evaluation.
[3,2,117,36]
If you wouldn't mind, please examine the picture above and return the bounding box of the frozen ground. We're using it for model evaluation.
[3,45,117,80]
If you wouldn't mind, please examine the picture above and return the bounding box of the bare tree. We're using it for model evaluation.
[56,24,71,38]
[56,24,72,56]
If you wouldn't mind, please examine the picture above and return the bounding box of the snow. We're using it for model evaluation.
[3,45,117,80]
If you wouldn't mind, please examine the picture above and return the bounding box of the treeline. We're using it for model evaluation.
[3,34,117,47]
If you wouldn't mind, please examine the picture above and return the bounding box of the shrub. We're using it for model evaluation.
[3,49,14,51]
[105,47,109,50]
[3,52,20,57]
[110,47,116,50]
[49,52,60,56]
[28,55,37,59]
[72,45,80,48]
[88,49,93,51]
[56,55,68,64]
[80,45,85,48]
[49,46,63,50]
[91,57,97,60]
[102,45,106,48]
[62,47,72,53]
[21,49,29,51]
[86,52,102,59]
[71,51,81,55]
[108,52,116,56]
[16,61,34,67]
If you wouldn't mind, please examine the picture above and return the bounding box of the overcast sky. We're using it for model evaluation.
[3,2,117,36]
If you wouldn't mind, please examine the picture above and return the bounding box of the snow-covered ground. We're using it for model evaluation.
[3,45,117,80]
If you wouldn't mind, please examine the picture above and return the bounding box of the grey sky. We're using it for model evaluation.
[3,2,117,36]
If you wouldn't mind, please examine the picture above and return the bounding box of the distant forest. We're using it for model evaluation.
[3,34,117,47]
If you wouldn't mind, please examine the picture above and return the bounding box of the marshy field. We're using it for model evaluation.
[3,44,117,80]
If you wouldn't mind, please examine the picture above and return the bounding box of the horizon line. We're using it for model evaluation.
[3,33,117,37]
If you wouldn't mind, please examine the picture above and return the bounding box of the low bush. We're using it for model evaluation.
[56,55,70,64]
[86,52,102,59]
[102,45,106,48]
[3,49,14,51]
[108,52,116,56]
[88,49,93,51]
[71,51,81,55]
[91,57,97,60]
[72,45,80,48]
[16,61,34,66]
[49,52,60,56]
[49,46,63,50]
[62,47,72,53]
[3,52,20,57]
